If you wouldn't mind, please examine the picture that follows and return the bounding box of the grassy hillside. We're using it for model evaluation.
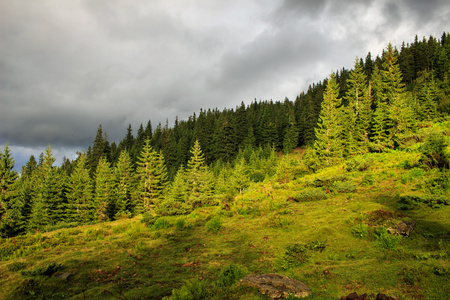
[1,125,450,299]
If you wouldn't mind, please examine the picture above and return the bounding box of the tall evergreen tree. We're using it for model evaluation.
[115,150,134,217]
[66,152,93,224]
[94,156,115,222]
[135,139,168,213]
[0,144,22,237]
[29,145,64,231]
[186,140,214,208]
[314,72,343,166]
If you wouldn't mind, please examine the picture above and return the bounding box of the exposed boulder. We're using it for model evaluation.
[340,292,399,300]
[387,220,416,237]
[240,273,312,299]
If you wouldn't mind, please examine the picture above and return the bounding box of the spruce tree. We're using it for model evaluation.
[157,165,188,215]
[115,150,134,217]
[382,43,415,143]
[186,140,214,208]
[29,145,64,231]
[0,144,22,237]
[94,156,115,222]
[283,108,299,154]
[66,152,93,224]
[314,72,343,166]
[136,139,168,213]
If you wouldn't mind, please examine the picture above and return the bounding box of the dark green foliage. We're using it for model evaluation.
[20,262,61,277]
[275,243,309,270]
[140,212,159,227]
[293,188,327,202]
[375,227,402,251]
[399,194,449,210]
[170,277,209,300]
[205,216,222,233]
[333,180,357,193]
[216,264,248,287]
[420,133,449,169]
[345,157,374,172]
[7,261,28,272]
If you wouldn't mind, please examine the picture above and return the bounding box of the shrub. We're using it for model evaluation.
[7,262,28,272]
[351,223,369,238]
[375,227,402,251]
[205,216,222,233]
[141,212,160,227]
[169,277,209,300]
[293,188,327,202]
[275,243,309,270]
[345,157,374,172]
[152,217,171,230]
[361,174,374,186]
[21,262,61,277]
[265,215,292,229]
[399,194,449,210]
[334,181,357,193]
[420,133,449,169]
[216,264,248,287]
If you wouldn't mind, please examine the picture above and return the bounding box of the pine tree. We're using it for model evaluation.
[66,152,93,224]
[115,150,134,217]
[382,43,416,143]
[157,165,189,215]
[282,108,299,154]
[314,72,343,166]
[94,156,115,222]
[0,144,22,237]
[88,125,110,177]
[344,58,372,155]
[135,139,168,213]
[231,157,250,193]
[29,145,64,231]
[186,140,214,208]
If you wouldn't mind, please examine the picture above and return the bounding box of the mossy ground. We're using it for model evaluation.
[1,149,449,299]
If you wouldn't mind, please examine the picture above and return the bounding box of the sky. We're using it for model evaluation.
[1,0,449,171]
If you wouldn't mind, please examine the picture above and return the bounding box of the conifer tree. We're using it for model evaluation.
[344,58,372,154]
[186,140,214,208]
[314,72,343,166]
[94,156,115,222]
[283,109,299,154]
[231,157,250,193]
[136,139,168,212]
[0,144,22,237]
[29,145,64,231]
[157,165,188,215]
[382,43,416,142]
[115,150,134,217]
[370,65,391,151]
[66,152,93,224]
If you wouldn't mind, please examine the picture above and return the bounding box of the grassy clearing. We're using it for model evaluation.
[1,150,449,299]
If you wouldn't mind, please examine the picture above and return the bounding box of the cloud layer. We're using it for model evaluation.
[1,0,449,168]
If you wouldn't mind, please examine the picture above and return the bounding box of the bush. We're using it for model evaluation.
[169,277,209,300]
[420,133,449,169]
[293,188,327,202]
[399,194,449,210]
[275,243,309,270]
[375,227,402,251]
[345,157,374,172]
[334,181,357,193]
[351,223,369,238]
[361,174,374,186]
[152,217,171,230]
[21,262,61,277]
[141,212,160,227]
[216,264,248,287]
[205,216,222,233]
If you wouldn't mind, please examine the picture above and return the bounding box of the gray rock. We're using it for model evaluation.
[387,220,416,237]
[54,272,72,281]
[240,273,312,299]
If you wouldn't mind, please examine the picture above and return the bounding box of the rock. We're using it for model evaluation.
[54,272,71,281]
[387,220,416,237]
[347,292,359,300]
[240,273,312,299]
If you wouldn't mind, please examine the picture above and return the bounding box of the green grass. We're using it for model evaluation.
[1,150,449,299]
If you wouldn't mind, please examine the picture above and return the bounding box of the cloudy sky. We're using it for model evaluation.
[1,0,449,170]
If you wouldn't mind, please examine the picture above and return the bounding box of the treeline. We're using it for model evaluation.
[0,32,449,238]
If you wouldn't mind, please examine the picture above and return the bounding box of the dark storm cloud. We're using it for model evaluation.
[1,0,449,169]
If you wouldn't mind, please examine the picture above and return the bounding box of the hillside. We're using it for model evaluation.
[1,120,449,299]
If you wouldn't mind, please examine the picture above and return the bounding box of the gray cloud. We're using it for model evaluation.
[0,0,449,169]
